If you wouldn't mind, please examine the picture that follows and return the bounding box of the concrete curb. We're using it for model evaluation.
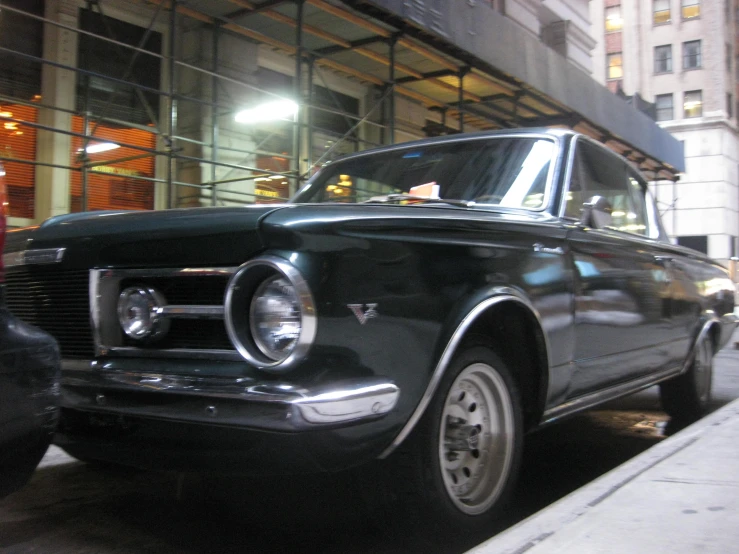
[467,398,739,554]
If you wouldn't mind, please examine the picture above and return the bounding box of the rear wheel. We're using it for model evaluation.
[365,345,523,538]
[660,333,713,422]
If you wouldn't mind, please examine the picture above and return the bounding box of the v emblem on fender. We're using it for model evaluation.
[347,303,379,325]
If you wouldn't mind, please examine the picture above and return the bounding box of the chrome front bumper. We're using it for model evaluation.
[60,361,400,430]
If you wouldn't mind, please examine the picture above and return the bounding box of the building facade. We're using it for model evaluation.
[591,0,739,263]
[0,0,680,233]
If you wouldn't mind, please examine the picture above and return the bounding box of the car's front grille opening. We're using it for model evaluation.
[5,267,94,358]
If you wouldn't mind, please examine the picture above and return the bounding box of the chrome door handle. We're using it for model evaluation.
[654,255,673,264]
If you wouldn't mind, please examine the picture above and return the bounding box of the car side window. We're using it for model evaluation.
[565,140,651,237]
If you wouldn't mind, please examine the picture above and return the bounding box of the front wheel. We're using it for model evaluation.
[437,352,520,515]
[660,333,714,422]
[366,346,523,537]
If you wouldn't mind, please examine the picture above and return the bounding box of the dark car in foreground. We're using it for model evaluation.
[3,129,735,530]
[0,162,60,498]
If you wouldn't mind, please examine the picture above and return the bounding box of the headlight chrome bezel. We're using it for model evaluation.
[224,256,316,372]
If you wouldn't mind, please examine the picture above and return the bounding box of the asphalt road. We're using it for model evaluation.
[2,342,738,554]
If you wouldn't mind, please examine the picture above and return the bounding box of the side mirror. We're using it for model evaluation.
[580,195,613,229]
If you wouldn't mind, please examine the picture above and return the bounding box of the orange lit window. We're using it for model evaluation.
[254,155,289,204]
[608,53,624,80]
[0,104,38,219]
[70,118,157,212]
[653,0,670,23]
[605,6,623,32]
[682,0,700,19]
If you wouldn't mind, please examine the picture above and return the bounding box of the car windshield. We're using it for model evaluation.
[292,136,555,210]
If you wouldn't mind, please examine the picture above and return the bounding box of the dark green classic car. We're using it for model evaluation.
[3,129,736,530]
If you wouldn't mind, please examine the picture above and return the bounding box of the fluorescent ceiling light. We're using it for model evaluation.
[235,100,298,124]
[83,142,120,154]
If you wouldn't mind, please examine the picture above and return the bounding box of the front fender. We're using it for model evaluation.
[379,287,551,458]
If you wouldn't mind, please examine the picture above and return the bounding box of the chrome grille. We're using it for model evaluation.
[5,266,238,360]
[95,267,238,359]
[4,267,94,358]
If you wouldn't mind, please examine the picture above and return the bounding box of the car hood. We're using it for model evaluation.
[8,206,285,268]
[7,203,559,269]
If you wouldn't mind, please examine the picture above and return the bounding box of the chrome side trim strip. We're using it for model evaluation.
[540,365,682,425]
[378,289,550,459]
[61,369,399,426]
[158,305,225,319]
[4,247,66,268]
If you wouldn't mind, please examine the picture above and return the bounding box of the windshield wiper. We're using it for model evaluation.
[362,193,470,208]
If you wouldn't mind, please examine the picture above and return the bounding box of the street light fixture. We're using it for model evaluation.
[234,99,298,124]
[80,142,121,154]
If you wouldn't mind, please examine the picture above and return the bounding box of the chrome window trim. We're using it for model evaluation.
[559,135,662,240]
[378,289,550,459]
[296,133,562,215]
[224,255,317,372]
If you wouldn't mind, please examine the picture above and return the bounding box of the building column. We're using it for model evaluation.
[35,0,77,222]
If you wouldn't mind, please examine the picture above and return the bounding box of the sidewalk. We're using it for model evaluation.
[468,397,739,554]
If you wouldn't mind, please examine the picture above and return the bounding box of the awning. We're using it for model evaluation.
[172,0,684,179]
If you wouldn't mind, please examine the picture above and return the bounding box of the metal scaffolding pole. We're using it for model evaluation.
[458,68,467,133]
[388,35,397,144]
[167,1,178,208]
[211,22,220,206]
[81,77,91,212]
[306,55,314,170]
[292,0,304,194]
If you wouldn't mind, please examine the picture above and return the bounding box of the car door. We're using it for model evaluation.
[563,138,674,398]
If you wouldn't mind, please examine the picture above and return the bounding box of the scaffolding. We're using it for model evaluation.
[0,0,681,222]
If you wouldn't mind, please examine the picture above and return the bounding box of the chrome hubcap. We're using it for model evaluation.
[438,362,514,515]
[694,338,713,403]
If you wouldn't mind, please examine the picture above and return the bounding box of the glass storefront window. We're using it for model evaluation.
[70,119,157,212]
[0,103,38,219]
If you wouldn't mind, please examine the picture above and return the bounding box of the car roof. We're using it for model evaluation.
[323,128,574,166]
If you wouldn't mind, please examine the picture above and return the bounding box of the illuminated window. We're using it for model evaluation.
[682,0,700,19]
[653,0,670,23]
[607,53,623,80]
[605,6,623,32]
[683,90,702,118]
[654,45,672,73]
[656,94,673,121]
[683,40,701,69]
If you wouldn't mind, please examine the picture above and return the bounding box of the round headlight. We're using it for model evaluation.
[117,286,169,341]
[250,276,301,361]
[224,256,316,371]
